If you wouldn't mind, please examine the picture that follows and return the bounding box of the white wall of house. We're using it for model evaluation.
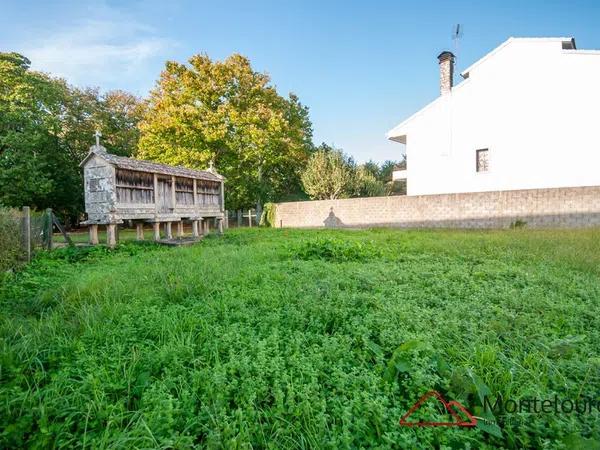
[388,38,600,196]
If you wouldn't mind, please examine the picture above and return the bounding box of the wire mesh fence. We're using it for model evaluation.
[0,207,53,272]
[1,206,251,273]
[0,207,23,272]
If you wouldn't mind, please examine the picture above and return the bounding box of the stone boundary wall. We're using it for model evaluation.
[273,186,600,229]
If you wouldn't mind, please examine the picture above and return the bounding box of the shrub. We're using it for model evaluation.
[259,203,277,227]
[510,219,527,229]
[291,236,381,262]
[0,207,22,272]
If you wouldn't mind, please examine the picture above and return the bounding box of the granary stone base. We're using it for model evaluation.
[86,216,223,246]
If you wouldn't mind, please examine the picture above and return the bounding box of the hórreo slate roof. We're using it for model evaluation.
[81,145,223,181]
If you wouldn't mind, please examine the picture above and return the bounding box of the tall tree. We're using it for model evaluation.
[138,53,313,210]
[0,52,144,220]
[0,53,65,211]
[384,155,407,195]
[302,146,408,200]
[353,165,386,197]
[301,144,356,200]
[100,90,146,156]
[361,160,380,178]
[379,160,397,183]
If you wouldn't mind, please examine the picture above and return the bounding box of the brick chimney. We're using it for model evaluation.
[437,51,455,95]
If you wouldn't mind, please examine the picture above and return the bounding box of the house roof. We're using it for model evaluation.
[460,37,576,78]
[80,145,224,181]
[387,37,578,141]
[386,93,452,142]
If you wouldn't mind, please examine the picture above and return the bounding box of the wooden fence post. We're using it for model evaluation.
[22,206,31,262]
[237,210,242,227]
[51,212,74,247]
[256,205,263,226]
[46,208,53,250]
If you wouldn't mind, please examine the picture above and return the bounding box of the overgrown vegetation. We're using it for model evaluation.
[0,51,312,218]
[301,144,405,200]
[259,202,277,227]
[1,228,599,448]
[0,207,21,273]
[0,53,144,222]
[291,236,381,262]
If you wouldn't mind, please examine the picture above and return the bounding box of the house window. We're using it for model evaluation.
[476,149,489,173]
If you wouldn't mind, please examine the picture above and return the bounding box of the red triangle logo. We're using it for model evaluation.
[399,391,477,427]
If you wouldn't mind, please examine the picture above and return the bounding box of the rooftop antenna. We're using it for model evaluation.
[451,24,463,82]
[452,24,463,59]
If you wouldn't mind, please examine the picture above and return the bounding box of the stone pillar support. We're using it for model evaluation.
[89,224,99,245]
[217,218,224,234]
[164,221,173,240]
[136,222,144,241]
[153,222,161,241]
[192,220,200,238]
[106,224,117,248]
[177,220,184,238]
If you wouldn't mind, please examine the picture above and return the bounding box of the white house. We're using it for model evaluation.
[387,37,600,196]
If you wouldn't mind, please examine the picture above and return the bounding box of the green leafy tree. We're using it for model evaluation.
[361,160,380,178]
[0,52,145,221]
[101,90,146,155]
[302,146,407,199]
[379,160,397,182]
[301,144,356,200]
[138,53,313,210]
[385,155,407,195]
[60,88,145,160]
[358,157,408,196]
[353,165,386,197]
[0,53,65,211]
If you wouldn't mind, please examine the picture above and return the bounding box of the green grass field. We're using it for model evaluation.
[1,228,600,449]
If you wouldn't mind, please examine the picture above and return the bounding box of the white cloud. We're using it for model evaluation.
[21,8,175,93]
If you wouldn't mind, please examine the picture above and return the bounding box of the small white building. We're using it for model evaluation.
[387,37,600,196]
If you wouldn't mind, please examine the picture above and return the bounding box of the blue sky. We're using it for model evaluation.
[2,0,599,162]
